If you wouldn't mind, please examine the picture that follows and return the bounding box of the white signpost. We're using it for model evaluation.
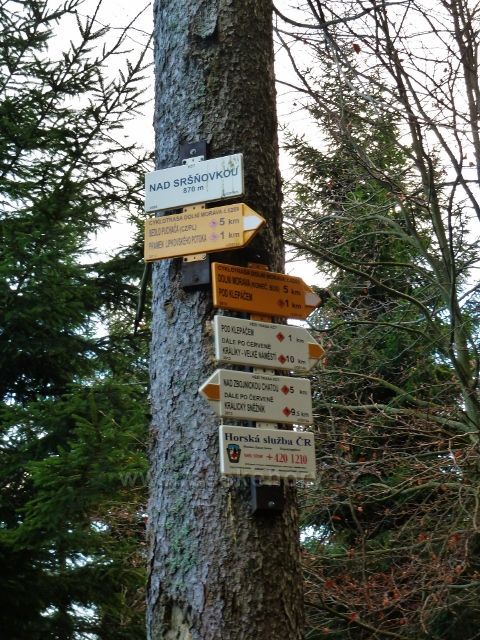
[219,425,316,480]
[213,315,324,372]
[199,369,313,425]
[145,153,244,212]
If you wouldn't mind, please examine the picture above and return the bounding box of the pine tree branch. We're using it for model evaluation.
[286,237,438,330]
[305,599,406,639]
[273,2,403,30]
[320,368,447,410]
[314,402,468,431]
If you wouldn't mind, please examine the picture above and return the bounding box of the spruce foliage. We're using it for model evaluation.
[284,59,480,638]
[0,1,151,637]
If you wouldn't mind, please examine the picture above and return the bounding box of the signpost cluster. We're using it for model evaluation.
[144,152,323,493]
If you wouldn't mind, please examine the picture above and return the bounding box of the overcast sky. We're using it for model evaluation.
[70,0,321,282]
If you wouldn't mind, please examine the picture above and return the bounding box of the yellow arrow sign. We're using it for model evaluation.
[144,203,265,261]
[212,262,321,320]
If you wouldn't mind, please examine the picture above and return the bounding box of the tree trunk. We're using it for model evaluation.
[147,1,304,639]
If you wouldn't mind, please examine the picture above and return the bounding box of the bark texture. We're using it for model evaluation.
[147,1,304,639]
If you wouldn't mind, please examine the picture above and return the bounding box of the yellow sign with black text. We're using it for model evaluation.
[144,203,264,261]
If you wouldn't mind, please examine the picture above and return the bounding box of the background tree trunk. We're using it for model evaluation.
[147,1,304,639]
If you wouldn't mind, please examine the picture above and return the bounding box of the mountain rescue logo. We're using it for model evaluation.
[226,443,241,464]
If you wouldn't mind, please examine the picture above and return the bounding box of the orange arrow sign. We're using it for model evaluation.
[212,262,321,320]
[144,203,265,261]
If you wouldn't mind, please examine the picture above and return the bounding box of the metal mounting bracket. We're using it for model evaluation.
[178,144,211,289]
[180,140,208,164]
[251,479,285,515]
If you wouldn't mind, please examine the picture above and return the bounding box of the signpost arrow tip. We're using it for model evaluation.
[308,343,325,359]
[200,383,220,401]
[304,291,321,308]
[243,214,264,231]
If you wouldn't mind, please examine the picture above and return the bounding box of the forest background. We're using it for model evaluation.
[1,1,479,639]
